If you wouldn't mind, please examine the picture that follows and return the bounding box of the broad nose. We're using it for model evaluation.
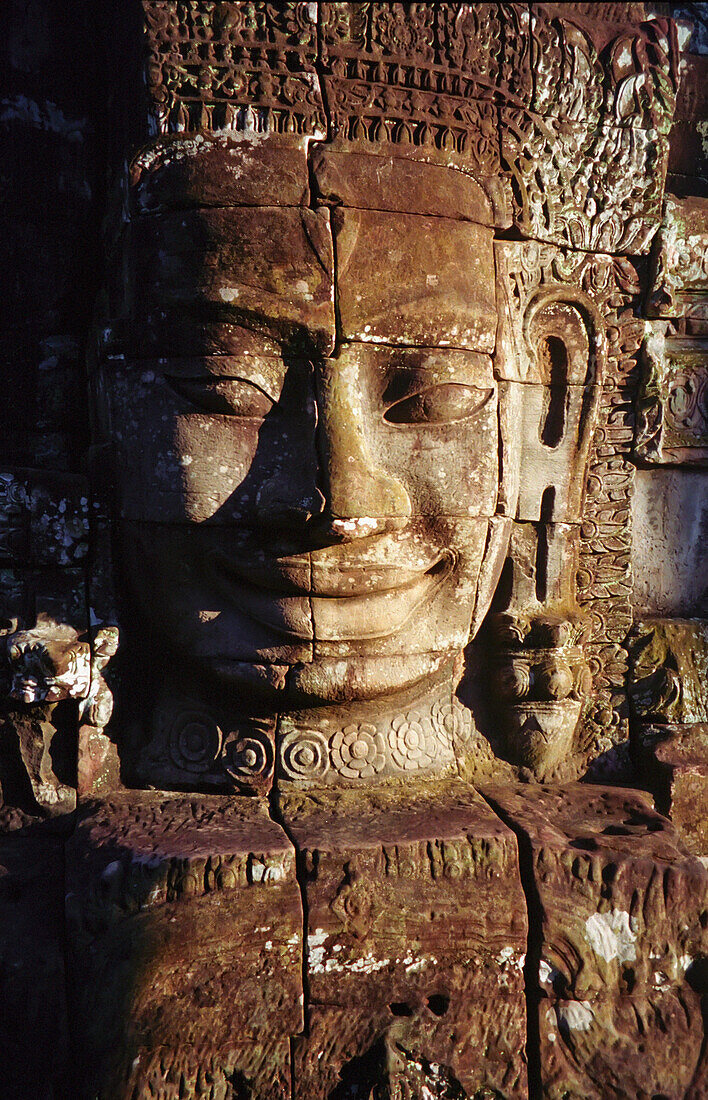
[316,355,411,536]
[254,382,325,529]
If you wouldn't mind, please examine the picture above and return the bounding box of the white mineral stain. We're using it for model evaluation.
[218,287,240,302]
[555,1001,594,1032]
[324,953,391,975]
[308,928,328,973]
[539,959,557,984]
[406,956,436,972]
[497,946,524,971]
[584,910,638,963]
[332,517,378,533]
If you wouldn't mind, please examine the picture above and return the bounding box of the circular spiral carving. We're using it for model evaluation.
[280,729,330,781]
[224,731,273,780]
[331,723,385,779]
[167,709,222,773]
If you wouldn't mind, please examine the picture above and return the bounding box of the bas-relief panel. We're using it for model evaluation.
[1,4,708,1098]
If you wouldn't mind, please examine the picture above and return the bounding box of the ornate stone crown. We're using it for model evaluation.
[141,1,679,250]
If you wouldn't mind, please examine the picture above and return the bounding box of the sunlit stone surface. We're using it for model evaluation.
[0,4,706,1097]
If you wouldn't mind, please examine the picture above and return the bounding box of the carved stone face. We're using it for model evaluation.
[97,142,510,705]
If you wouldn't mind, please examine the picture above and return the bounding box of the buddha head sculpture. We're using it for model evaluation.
[87,3,677,789]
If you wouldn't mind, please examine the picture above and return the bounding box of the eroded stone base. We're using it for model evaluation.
[0,782,704,1097]
[282,780,529,1098]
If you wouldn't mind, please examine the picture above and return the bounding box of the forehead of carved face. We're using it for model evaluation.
[95,139,509,703]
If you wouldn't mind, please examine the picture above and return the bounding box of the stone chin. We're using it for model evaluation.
[196,649,458,707]
[283,651,457,706]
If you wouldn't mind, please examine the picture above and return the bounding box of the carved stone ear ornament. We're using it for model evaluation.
[488,611,592,774]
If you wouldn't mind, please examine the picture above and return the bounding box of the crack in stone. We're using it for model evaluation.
[481,789,544,1100]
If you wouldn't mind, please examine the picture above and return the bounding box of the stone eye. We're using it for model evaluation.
[384,384,492,425]
[166,377,274,418]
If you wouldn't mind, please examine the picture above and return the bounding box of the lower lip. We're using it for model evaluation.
[206,553,453,641]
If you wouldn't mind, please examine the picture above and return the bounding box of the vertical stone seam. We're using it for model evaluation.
[481,789,543,1100]
[268,720,311,1055]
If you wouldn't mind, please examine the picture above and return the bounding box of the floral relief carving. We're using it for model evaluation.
[388,712,437,772]
[431,698,472,753]
[331,723,386,779]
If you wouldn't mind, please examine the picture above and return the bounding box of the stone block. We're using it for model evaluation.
[114,520,314,668]
[502,383,601,523]
[482,783,708,1001]
[0,469,30,563]
[635,330,708,466]
[118,1039,293,1100]
[502,111,668,254]
[134,693,277,796]
[646,195,708,321]
[277,682,472,786]
[628,618,708,724]
[306,517,494,661]
[294,997,528,1100]
[66,793,303,1096]
[531,8,678,133]
[101,359,319,526]
[539,989,706,1100]
[334,207,497,352]
[669,53,708,182]
[128,206,335,354]
[312,144,497,224]
[333,342,499,520]
[631,469,708,618]
[129,132,310,213]
[282,781,528,1096]
[637,723,708,857]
